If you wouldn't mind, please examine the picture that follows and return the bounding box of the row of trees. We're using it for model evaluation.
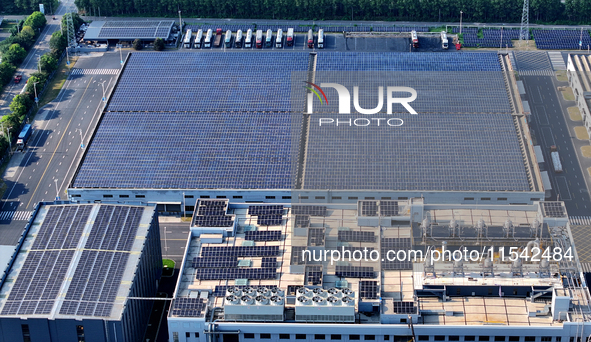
[66,0,591,24]
[0,12,46,89]
[0,12,76,160]
[0,0,58,15]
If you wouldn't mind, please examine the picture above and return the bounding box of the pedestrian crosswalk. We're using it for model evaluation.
[70,68,120,75]
[518,69,555,76]
[548,51,567,70]
[0,211,33,221]
[570,216,591,226]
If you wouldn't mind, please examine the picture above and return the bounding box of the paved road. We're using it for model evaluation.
[522,74,591,216]
[0,52,122,245]
[0,0,78,117]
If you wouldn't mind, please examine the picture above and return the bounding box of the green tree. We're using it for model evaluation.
[0,63,17,86]
[133,39,143,50]
[40,54,58,73]
[24,12,47,31]
[9,94,32,118]
[4,44,27,65]
[49,31,67,53]
[153,38,165,51]
[14,26,37,50]
[25,73,48,96]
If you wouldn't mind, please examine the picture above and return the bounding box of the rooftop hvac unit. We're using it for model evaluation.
[341,288,354,297]
[224,289,285,322]
[241,295,254,305]
[297,287,313,297]
[341,296,355,306]
[225,295,240,305]
[255,295,269,305]
[327,296,342,305]
[226,287,243,297]
[328,288,342,297]
[297,296,311,305]
[270,295,285,305]
[312,296,327,305]
[257,287,271,297]
[270,288,285,297]
[244,287,256,295]
[312,288,328,297]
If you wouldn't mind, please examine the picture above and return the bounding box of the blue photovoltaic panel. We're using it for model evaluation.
[107,52,309,112]
[73,112,292,189]
[192,257,238,268]
[171,298,207,317]
[196,267,277,280]
[304,113,529,191]
[201,246,280,257]
[84,205,143,251]
[533,30,591,50]
[244,230,282,241]
[248,205,284,216]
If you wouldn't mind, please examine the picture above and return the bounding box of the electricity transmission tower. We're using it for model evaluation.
[66,5,76,48]
[520,0,529,40]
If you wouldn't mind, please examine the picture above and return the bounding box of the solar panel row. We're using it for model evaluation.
[201,246,280,257]
[244,230,282,241]
[195,267,277,280]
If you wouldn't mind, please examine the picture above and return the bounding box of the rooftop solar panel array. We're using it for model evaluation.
[192,257,238,268]
[73,112,292,189]
[2,204,146,318]
[192,199,235,228]
[335,266,375,278]
[171,298,207,317]
[75,52,528,193]
[196,267,277,280]
[107,52,308,112]
[244,230,282,241]
[381,238,413,270]
[97,21,173,39]
[2,250,74,315]
[248,205,284,216]
[201,246,280,257]
[31,205,92,250]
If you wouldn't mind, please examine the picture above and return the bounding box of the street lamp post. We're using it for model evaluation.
[460,11,463,35]
[99,81,106,104]
[54,179,59,200]
[77,128,84,148]
[118,44,123,65]
[178,10,182,32]
[33,82,39,106]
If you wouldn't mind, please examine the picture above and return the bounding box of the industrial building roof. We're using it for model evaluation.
[72,52,535,192]
[0,202,156,320]
[83,20,174,40]
[171,200,589,326]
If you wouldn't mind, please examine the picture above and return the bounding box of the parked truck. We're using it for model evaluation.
[213,28,223,47]
[235,29,243,48]
[411,30,419,48]
[256,29,263,48]
[286,28,294,47]
[16,124,33,152]
[194,29,203,48]
[204,29,213,48]
[183,29,193,48]
[265,29,273,48]
[224,30,232,48]
[550,145,563,173]
[244,29,253,48]
[317,29,325,48]
[441,31,448,49]
[275,29,283,48]
[307,29,314,48]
